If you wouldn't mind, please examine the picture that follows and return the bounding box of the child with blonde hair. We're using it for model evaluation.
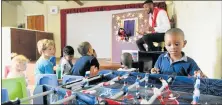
[35,39,55,75]
[7,53,29,80]
[7,53,31,99]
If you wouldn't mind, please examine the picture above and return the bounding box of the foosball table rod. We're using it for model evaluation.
[110,76,147,99]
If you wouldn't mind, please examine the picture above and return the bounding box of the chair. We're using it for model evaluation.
[1,88,9,103]
[62,75,83,85]
[36,74,58,87]
[4,65,11,78]
[2,77,29,104]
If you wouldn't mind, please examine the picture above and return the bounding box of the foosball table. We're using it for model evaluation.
[3,70,222,105]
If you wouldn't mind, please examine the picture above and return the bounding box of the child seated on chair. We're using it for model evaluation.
[60,45,74,77]
[7,53,29,82]
[35,39,55,75]
[71,41,100,77]
[151,28,207,78]
[118,52,137,72]
[7,53,31,97]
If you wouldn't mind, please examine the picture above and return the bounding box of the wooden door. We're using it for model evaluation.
[27,15,44,31]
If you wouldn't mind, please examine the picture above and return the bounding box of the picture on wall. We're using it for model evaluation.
[113,10,150,43]
[117,18,138,42]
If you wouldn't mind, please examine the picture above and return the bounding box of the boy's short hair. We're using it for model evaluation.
[121,52,133,68]
[37,39,55,54]
[165,28,185,39]
[143,0,153,5]
[63,46,74,56]
[77,41,91,56]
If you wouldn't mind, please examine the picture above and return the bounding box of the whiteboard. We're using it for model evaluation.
[66,8,142,58]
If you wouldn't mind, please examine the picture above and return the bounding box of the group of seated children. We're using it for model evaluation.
[6,28,207,88]
[35,40,99,78]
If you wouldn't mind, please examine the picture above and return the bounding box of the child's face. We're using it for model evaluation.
[65,55,74,61]
[164,33,186,56]
[16,62,27,71]
[43,45,54,57]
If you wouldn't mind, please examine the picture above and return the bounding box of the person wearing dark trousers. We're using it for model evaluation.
[136,0,171,51]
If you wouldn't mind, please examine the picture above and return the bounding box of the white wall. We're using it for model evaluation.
[1,27,12,78]
[174,1,222,78]
[67,8,141,58]
[2,1,17,27]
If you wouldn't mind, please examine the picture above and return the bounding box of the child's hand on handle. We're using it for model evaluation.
[151,68,160,74]
[194,70,208,78]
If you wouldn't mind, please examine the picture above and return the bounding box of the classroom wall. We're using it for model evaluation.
[17,1,143,58]
[174,1,222,79]
[66,8,142,59]
[2,1,17,27]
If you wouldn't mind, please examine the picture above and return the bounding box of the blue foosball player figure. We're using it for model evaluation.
[136,89,141,99]
[145,72,149,81]
[135,76,141,89]
[122,81,128,95]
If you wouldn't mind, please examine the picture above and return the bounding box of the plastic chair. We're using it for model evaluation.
[4,65,11,78]
[2,77,29,104]
[62,75,83,85]
[1,88,9,103]
[36,74,58,87]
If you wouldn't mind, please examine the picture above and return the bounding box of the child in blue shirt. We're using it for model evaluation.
[151,28,207,77]
[72,41,99,77]
[35,39,55,75]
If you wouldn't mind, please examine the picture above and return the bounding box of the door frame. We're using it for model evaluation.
[25,14,47,31]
